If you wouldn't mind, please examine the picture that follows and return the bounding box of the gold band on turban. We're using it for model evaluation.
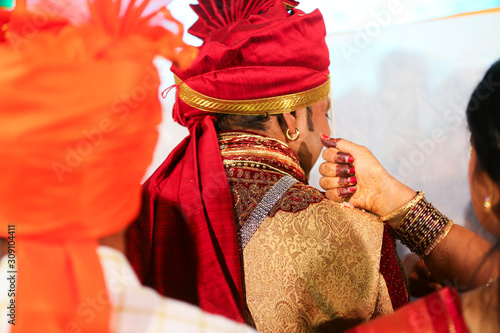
[175,75,331,115]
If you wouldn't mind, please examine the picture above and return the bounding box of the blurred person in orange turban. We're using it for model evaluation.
[127,0,409,331]
[0,1,256,332]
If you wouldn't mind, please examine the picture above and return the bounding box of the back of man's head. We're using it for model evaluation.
[171,0,331,130]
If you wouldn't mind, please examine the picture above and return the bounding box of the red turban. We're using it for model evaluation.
[0,1,196,332]
[172,0,330,127]
[126,0,330,322]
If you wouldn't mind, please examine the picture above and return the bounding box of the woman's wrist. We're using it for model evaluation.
[376,177,417,220]
[381,191,425,226]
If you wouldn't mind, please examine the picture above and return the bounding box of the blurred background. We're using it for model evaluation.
[168,0,500,45]
[151,1,500,249]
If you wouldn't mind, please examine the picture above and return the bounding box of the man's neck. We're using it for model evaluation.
[98,230,126,253]
[0,230,126,258]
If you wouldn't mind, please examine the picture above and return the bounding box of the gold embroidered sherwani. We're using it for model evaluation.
[219,131,408,332]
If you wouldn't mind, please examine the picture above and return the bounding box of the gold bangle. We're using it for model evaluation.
[381,191,425,222]
[421,220,454,258]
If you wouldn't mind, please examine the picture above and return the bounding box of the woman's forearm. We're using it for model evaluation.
[424,224,499,290]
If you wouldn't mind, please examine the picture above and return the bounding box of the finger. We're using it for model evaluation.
[319,162,355,177]
[321,135,367,158]
[322,149,354,164]
[336,164,356,177]
[319,163,356,178]
[410,279,442,291]
[319,176,357,190]
[319,162,337,177]
[414,260,428,274]
[325,187,357,202]
[401,253,420,275]
[416,270,439,284]
[322,147,339,163]
[408,280,442,298]
[414,260,438,282]
[319,163,355,177]
[408,271,442,289]
[321,134,341,148]
[338,152,355,163]
[339,176,357,186]
[329,137,362,155]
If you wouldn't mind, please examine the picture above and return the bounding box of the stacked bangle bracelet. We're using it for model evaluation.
[382,192,454,258]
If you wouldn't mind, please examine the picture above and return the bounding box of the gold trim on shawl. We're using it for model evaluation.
[221,149,302,173]
[219,132,289,149]
[222,159,296,180]
[283,2,298,10]
[174,75,331,115]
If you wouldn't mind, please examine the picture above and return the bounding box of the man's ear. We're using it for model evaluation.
[283,109,309,131]
[282,111,298,133]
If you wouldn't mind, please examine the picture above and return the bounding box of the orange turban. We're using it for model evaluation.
[0,0,196,332]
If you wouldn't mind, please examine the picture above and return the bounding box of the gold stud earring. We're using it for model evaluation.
[484,195,492,214]
[286,128,300,141]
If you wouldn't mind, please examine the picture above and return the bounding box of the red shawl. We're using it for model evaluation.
[126,0,330,322]
[347,288,469,333]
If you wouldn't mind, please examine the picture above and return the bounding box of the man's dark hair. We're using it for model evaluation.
[214,106,315,132]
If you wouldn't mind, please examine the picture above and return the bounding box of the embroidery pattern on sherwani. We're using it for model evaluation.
[219,131,323,229]
[243,200,394,332]
[218,131,406,331]
[228,176,324,229]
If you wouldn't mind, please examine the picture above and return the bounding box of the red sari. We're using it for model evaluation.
[347,288,469,333]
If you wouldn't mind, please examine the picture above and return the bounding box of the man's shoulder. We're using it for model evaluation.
[279,183,380,222]
[268,181,324,217]
[262,190,385,260]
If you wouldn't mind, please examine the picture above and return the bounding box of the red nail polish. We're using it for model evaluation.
[348,156,355,163]
[349,167,355,175]
[320,134,338,148]
[349,187,357,193]
[349,177,357,184]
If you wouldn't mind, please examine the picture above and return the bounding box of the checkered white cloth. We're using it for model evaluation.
[0,246,256,333]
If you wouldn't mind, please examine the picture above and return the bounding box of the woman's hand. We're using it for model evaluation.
[402,253,443,298]
[319,135,416,217]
